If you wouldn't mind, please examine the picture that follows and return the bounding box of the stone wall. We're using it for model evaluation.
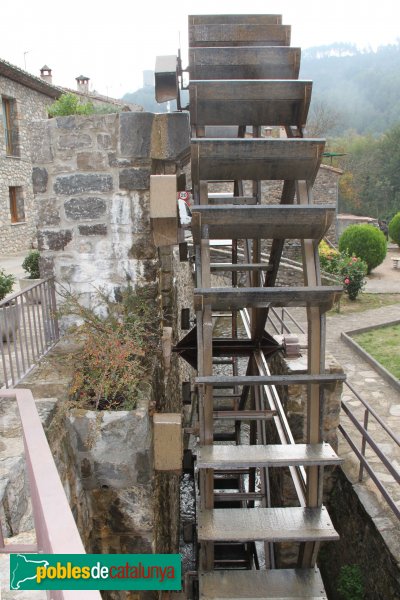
[31,111,190,308]
[0,76,54,254]
[320,468,400,600]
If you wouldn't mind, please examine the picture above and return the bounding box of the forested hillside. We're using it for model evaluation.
[300,42,400,135]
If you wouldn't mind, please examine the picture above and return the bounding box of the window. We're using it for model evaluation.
[9,187,25,223]
[2,97,19,156]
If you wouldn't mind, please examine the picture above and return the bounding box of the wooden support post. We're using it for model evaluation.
[297,180,324,568]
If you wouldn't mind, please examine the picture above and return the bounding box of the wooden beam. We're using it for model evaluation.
[189,23,291,48]
[190,80,312,128]
[191,139,325,185]
[189,46,301,80]
[192,205,335,242]
[194,286,343,312]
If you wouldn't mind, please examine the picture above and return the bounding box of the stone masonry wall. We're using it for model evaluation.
[31,111,190,308]
[0,76,55,254]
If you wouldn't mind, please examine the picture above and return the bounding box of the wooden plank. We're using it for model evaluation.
[190,80,312,128]
[214,492,264,501]
[213,409,276,420]
[189,24,291,47]
[191,139,325,185]
[191,205,335,242]
[194,286,343,312]
[189,47,301,80]
[210,263,273,272]
[189,15,282,25]
[196,443,342,469]
[208,194,257,205]
[196,374,346,386]
[198,506,338,542]
[199,568,327,599]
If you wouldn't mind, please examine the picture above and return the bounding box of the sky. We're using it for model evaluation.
[1,0,399,99]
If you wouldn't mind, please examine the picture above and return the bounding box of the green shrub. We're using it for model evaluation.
[0,269,15,301]
[337,564,364,600]
[339,224,387,273]
[389,212,400,246]
[22,250,40,279]
[48,92,94,117]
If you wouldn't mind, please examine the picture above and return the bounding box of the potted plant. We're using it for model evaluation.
[19,250,42,302]
[0,269,18,342]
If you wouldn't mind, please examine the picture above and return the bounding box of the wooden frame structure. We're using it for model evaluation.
[171,13,344,598]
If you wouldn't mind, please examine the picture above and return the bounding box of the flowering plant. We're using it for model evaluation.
[319,241,367,301]
[340,255,367,300]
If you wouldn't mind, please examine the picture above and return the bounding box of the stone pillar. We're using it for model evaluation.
[31,111,190,308]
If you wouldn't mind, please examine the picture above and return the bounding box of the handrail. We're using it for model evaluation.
[0,388,101,599]
[265,305,400,520]
[339,380,400,520]
[268,306,306,335]
[0,278,59,388]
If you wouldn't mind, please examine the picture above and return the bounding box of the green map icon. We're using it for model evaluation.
[10,554,49,590]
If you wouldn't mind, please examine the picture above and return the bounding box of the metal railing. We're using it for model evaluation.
[339,381,400,520]
[0,278,59,388]
[0,388,101,599]
[267,306,306,335]
[267,305,400,520]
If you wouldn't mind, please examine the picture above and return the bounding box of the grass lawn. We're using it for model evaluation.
[329,293,400,315]
[353,324,400,379]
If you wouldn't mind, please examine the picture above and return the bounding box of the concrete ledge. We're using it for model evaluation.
[341,319,400,393]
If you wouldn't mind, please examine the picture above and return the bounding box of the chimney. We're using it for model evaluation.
[40,65,52,84]
[76,75,90,94]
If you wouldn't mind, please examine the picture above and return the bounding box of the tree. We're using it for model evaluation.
[331,124,400,221]
[389,212,400,246]
[305,100,342,137]
[48,93,95,117]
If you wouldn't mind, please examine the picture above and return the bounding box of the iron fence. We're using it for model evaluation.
[339,380,400,519]
[266,304,400,520]
[0,278,59,388]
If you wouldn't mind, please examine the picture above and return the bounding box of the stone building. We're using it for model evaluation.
[0,58,61,255]
[31,111,190,307]
[0,59,143,258]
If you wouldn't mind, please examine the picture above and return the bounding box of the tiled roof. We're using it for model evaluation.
[0,57,62,99]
